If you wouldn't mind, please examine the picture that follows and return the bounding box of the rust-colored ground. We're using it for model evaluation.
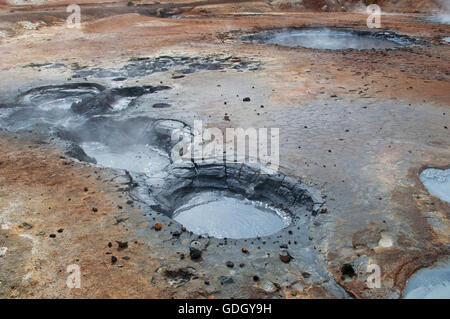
[0,0,449,299]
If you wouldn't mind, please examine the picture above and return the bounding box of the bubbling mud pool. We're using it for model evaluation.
[0,80,326,244]
[242,28,416,50]
[419,168,450,203]
[81,141,170,175]
[173,191,291,239]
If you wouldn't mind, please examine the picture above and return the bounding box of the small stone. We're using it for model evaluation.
[49,234,56,238]
[19,222,32,230]
[152,103,171,109]
[204,279,210,285]
[181,226,187,232]
[279,250,292,263]
[92,207,98,212]
[225,261,234,268]
[111,256,117,264]
[253,275,260,282]
[243,97,251,102]
[302,272,311,279]
[190,241,202,260]
[172,231,181,237]
[219,276,234,285]
[122,256,130,260]
[116,241,128,250]
[154,222,162,231]
[241,247,248,254]
[83,187,88,192]
[260,280,278,293]
[107,242,112,248]
[57,228,64,233]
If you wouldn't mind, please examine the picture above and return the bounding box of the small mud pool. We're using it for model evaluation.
[81,141,170,175]
[404,259,450,299]
[243,28,416,50]
[419,168,450,202]
[173,191,290,239]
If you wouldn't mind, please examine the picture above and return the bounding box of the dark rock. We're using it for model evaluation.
[243,97,251,102]
[219,276,234,285]
[152,103,171,109]
[111,256,117,264]
[114,217,128,225]
[65,143,97,164]
[225,261,234,268]
[92,207,98,212]
[116,241,128,250]
[279,249,292,263]
[49,234,56,238]
[189,241,202,260]
[19,222,32,229]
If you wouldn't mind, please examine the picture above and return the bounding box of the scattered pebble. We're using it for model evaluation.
[116,241,128,250]
[279,250,292,263]
[190,241,202,260]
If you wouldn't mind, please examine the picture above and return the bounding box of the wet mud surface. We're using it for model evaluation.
[0,2,449,299]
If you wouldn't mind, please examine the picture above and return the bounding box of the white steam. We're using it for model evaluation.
[430,0,450,24]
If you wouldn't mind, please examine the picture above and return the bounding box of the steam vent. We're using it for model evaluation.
[0,0,449,302]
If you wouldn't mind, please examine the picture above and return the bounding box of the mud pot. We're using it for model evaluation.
[0,0,449,300]
[242,28,418,50]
